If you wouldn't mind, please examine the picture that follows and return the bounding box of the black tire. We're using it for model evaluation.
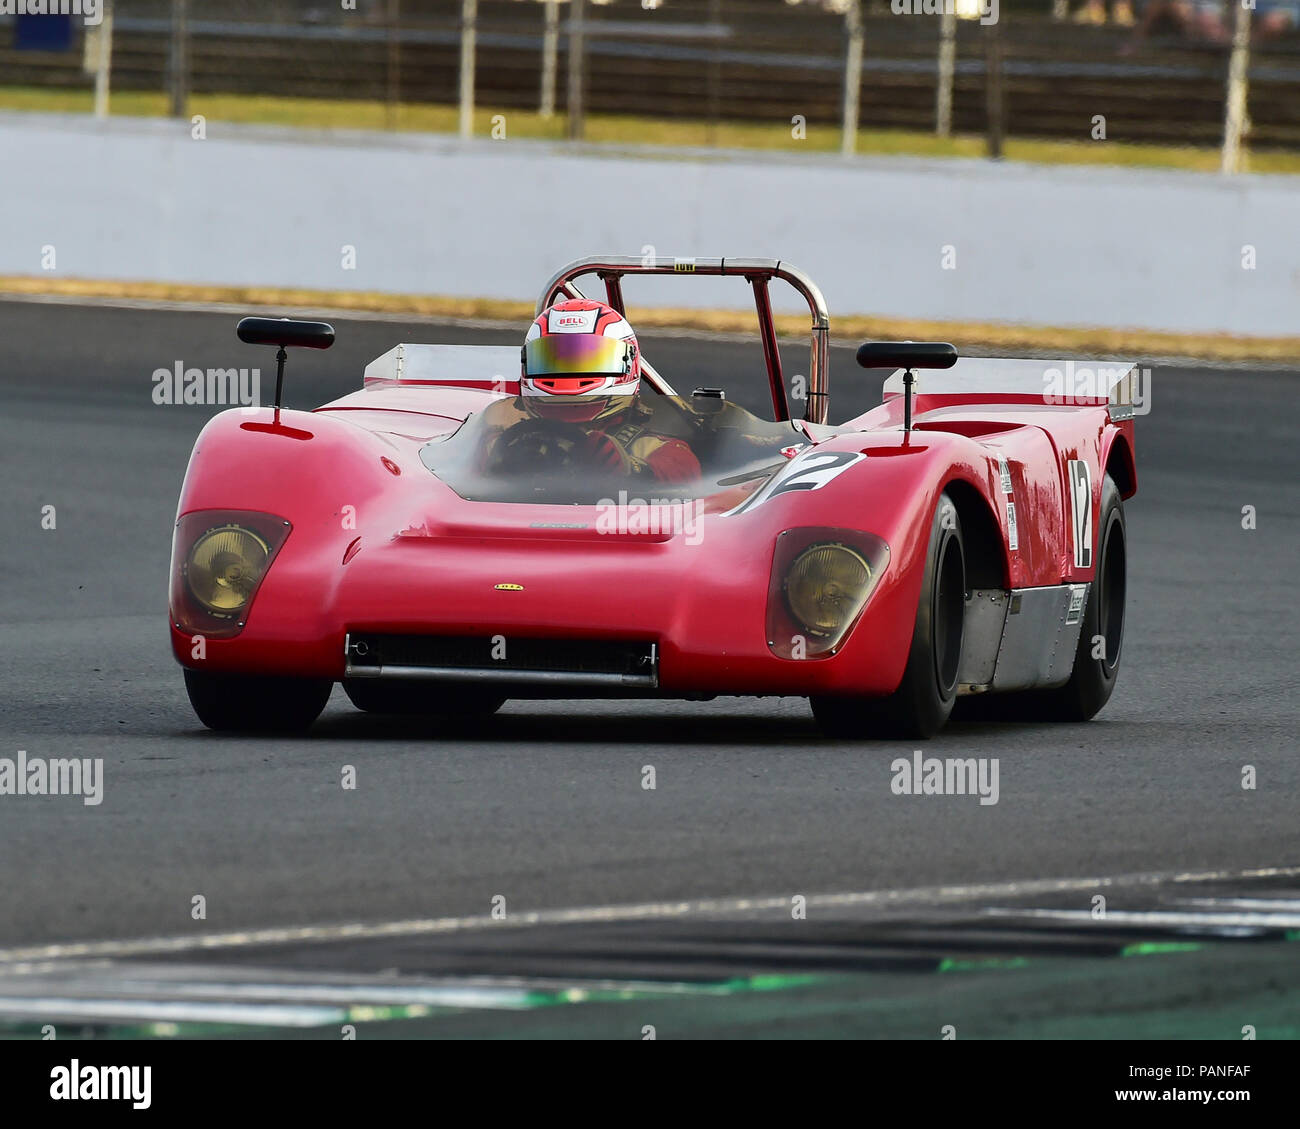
[184,668,332,733]
[811,492,965,740]
[342,680,505,717]
[1038,472,1127,720]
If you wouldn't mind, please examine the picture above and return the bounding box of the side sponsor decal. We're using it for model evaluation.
[1065,584,1087,625]
[1067,459,1092,568]
[1006,500,1018,551]
[726,449,865,515]
[998,455,1013,495]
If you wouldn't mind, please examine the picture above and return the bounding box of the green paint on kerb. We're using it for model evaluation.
[1120,941,1203,957]
[938,956,1031,973]
[742,974,820,993]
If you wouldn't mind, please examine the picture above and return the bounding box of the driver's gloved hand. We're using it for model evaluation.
[584,431,627,472]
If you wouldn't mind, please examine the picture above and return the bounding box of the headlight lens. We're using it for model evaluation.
[170,510,291,638]
[786,543,873,637]
[766,527,890,659]
[185,525,271,614]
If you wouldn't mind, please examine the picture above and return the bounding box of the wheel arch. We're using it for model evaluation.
[1102,429,1137,500]
[942,477,1008,590]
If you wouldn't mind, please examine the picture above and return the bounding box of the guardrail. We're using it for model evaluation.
[3,0,1298,159]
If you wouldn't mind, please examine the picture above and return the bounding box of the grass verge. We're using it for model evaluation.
[3,275,1297,363]
[3,85,1298,175]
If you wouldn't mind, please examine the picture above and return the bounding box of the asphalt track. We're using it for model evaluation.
[1,297,1298,1037]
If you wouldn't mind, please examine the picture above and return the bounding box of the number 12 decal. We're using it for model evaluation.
[1067,459,1092,568]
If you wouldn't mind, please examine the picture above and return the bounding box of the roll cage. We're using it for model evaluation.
[536,257,832,426]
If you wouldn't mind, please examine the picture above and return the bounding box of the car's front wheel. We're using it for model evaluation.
[184,669,332,733]
[811,491,965,740]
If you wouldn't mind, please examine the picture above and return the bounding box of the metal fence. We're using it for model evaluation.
[3,0,1298,167]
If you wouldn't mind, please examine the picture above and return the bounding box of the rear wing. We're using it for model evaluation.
[883,357,1143,419]
[363,344,521,394]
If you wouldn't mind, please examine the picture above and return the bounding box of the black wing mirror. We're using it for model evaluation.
[855,341,958,370]
[856,341,958,432]
[236,317,335,408]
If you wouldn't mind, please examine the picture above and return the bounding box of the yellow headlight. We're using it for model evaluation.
[785,543,873,637]
[185,525,271,615]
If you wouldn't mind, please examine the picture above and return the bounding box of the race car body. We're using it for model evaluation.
[169,257,1136,737]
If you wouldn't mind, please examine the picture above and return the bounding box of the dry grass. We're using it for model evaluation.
[4,275,1298,363]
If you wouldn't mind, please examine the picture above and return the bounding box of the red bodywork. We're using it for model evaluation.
[169,366,1136,700]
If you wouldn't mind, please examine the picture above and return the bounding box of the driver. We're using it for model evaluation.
[499,299,701,484]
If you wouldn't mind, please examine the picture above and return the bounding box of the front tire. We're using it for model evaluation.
[184,669,332,733]
[812,492,965,739]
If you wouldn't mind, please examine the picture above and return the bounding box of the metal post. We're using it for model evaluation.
[936,9,956,137]
[841,0,864,156]
[1221,1,1252,175]
[386,0,401,130]
[567,0,587,142]
[167,0,188,119]
[93,0,113,120]
[459,0,477,139]
[540,0,559,118]
[707,0,722,146]
[984,17,1004,160]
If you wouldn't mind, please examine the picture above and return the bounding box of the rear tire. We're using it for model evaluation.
[342,680,505,717]
[811,492,965,740]
[184,669,331,733]
[1038,472,1127,720]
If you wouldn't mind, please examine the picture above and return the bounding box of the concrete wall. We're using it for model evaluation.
[2,111,1297,336]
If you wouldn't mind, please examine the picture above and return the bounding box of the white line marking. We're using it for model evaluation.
[1177,898,1300,911]
[0,998,344,1027]
[1,864,1296,970]
[983,908,1300,928]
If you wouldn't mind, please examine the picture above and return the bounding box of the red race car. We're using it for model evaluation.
[169,256,1136,738]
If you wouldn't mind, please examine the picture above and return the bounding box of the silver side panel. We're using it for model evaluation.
[990,583,1090,692]
[958,589,1010,692]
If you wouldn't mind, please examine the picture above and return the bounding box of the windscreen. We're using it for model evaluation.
[419,395,807,505]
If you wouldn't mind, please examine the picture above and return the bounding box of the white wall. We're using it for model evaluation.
[2,111,1297,336]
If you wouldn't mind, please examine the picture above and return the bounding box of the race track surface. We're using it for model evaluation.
[1,298,1297,1036]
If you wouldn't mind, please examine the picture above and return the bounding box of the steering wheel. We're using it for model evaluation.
[492,418,590,474]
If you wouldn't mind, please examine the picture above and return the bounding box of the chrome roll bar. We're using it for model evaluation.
[535,257,832,424]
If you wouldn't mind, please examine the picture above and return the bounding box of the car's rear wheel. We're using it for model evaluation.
[811,492,965,740]
[184,668,332,733]
[1037,472,1127,720]
[342,680,505,717]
